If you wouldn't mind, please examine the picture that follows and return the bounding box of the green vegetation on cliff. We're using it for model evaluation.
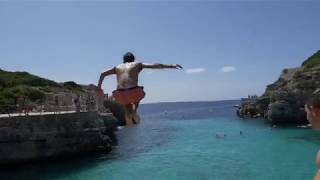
[302,50,320,69]
[0,69,60,89]
[0,69,86,113]
[0,85,45,105]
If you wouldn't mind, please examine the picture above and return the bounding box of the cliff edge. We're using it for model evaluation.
[0,112,118,165]
[238,50,320,124]
[0,69,126,164]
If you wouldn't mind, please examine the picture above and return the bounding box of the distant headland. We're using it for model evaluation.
[237,50,320,125]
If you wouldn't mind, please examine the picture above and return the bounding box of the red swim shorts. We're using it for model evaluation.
[112,86,146,105]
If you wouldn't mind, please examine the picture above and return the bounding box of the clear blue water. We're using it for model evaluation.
[1,100,320,180]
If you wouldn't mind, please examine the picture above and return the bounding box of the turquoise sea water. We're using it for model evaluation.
[1,100,320,180]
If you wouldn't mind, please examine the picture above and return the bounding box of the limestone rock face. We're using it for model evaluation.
[238,50,320,124]
[267,101,306,124]
[0,112,118,165]
[0,69,104,114]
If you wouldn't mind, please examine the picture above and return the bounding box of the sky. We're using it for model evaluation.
[0,1,320,103]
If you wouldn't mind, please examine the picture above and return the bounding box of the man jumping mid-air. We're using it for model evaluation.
[97,52,183,125]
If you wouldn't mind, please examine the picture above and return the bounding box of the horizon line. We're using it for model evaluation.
[140,99,241,105]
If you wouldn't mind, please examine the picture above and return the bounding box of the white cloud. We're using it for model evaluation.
[220,66,236,73]
[185,68,206,74]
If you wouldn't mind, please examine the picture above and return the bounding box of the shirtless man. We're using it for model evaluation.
[97,52,182,125]
[305,95,320,180]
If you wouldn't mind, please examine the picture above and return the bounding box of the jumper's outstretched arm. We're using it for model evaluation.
[141,63,183,70]
[98,67,116,89]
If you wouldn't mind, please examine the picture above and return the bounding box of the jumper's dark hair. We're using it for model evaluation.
[306,95,320,109]
[123,52,135,63]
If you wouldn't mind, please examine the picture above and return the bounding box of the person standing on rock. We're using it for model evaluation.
[305,95,320,180]
[96,52,183,125]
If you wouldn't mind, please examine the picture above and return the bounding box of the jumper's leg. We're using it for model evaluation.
[134,102,140,112]
[124,104,135,126]
[132,102,141,124]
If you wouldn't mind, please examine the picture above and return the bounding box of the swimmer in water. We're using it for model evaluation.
[97,52,182,125]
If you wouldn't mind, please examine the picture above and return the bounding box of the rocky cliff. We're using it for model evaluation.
[0,69,127,164]
[0,69,103,113]
[0,112,118,165]
[238,50,320,124]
